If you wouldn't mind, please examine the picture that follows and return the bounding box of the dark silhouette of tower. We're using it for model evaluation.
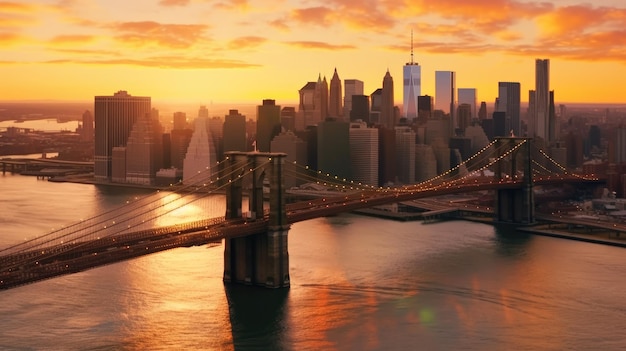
[329,68,343,119]
[381,70,395,129]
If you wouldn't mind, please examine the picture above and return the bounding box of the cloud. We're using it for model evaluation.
[0,2,38,29]
[44,56,261,69]
[49,34,95,45]
[0,31,21,45]
[159,0,191,6]
[227,36,267,50]
[284,41,356,50]
[112,21,210,49]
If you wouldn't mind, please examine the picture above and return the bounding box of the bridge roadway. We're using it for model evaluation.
[0,174,596,290]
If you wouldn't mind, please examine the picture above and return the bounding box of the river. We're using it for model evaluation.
[0,173,625,350]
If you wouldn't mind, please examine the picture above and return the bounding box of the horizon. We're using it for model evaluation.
[1,1,626,106]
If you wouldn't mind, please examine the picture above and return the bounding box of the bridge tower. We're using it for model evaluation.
[494,137,535,224]
[222,151,290,288]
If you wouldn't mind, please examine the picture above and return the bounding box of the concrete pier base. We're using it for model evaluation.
[223,226,290,288]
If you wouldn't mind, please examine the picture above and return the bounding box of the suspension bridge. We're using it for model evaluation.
[0,137,601,290]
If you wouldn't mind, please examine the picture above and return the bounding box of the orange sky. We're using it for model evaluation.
[1,0,625,107]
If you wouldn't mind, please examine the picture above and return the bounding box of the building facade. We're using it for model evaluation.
[94,90,151,181]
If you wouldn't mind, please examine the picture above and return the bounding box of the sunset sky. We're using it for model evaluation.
[1,0,625,108]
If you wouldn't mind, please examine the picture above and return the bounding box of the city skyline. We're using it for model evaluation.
[1,1,625,105]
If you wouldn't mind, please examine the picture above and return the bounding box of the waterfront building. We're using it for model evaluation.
[94,90,151,181]
[125,115,164,185]
[349,121,379,186]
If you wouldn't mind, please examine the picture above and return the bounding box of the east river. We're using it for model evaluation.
[1,173,625,351]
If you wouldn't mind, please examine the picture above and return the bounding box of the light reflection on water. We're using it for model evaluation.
[1,176,626,350]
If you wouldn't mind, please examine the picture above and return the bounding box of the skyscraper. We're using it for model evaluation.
[349,121,379,186]
[403,32,421,120]
[223,109,247,152]
[256,99,281,152]
[125,115,164,185]
[435,71,456,135]
[317,118,350,179]
[533,58,550,140]
[94,90,151,180]
[457,88,477,119]
[381,70,395,129]
[183,117,217,184]
[329,68,343,119]
[343,79,364,119]
[496,82,521,136]
[81,110,93,142]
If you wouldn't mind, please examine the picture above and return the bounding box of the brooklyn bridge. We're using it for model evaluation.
[0,137,601,290]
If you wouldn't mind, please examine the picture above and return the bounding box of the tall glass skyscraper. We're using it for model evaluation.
[497,82,521,137]
[403,30,420,120]
[435,71,456,135]
[534,59,550,140]
[403,62,421,120]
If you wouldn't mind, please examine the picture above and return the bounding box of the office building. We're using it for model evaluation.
[344,79,364,119]
[417,95,433,123]
[395,126,416,184]
[457,88,477,119]
[403,46,421,120]
[256,99,281,152]
[223,109,247,152]
[350,95,370,123]
[94,90,151,181]
[296,75,328,130]
[496,82,521,136]
[125,115,164,185]
[435,71,456,134]
[369,89,382,124]
[415,144,437,182]
[532,58,550,140]
[349,121,379,186]
[317,118,350,179]
[280,107,296,132]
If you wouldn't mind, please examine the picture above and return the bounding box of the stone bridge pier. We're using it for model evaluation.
[494,137,535,225]
[221,152,290,288]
